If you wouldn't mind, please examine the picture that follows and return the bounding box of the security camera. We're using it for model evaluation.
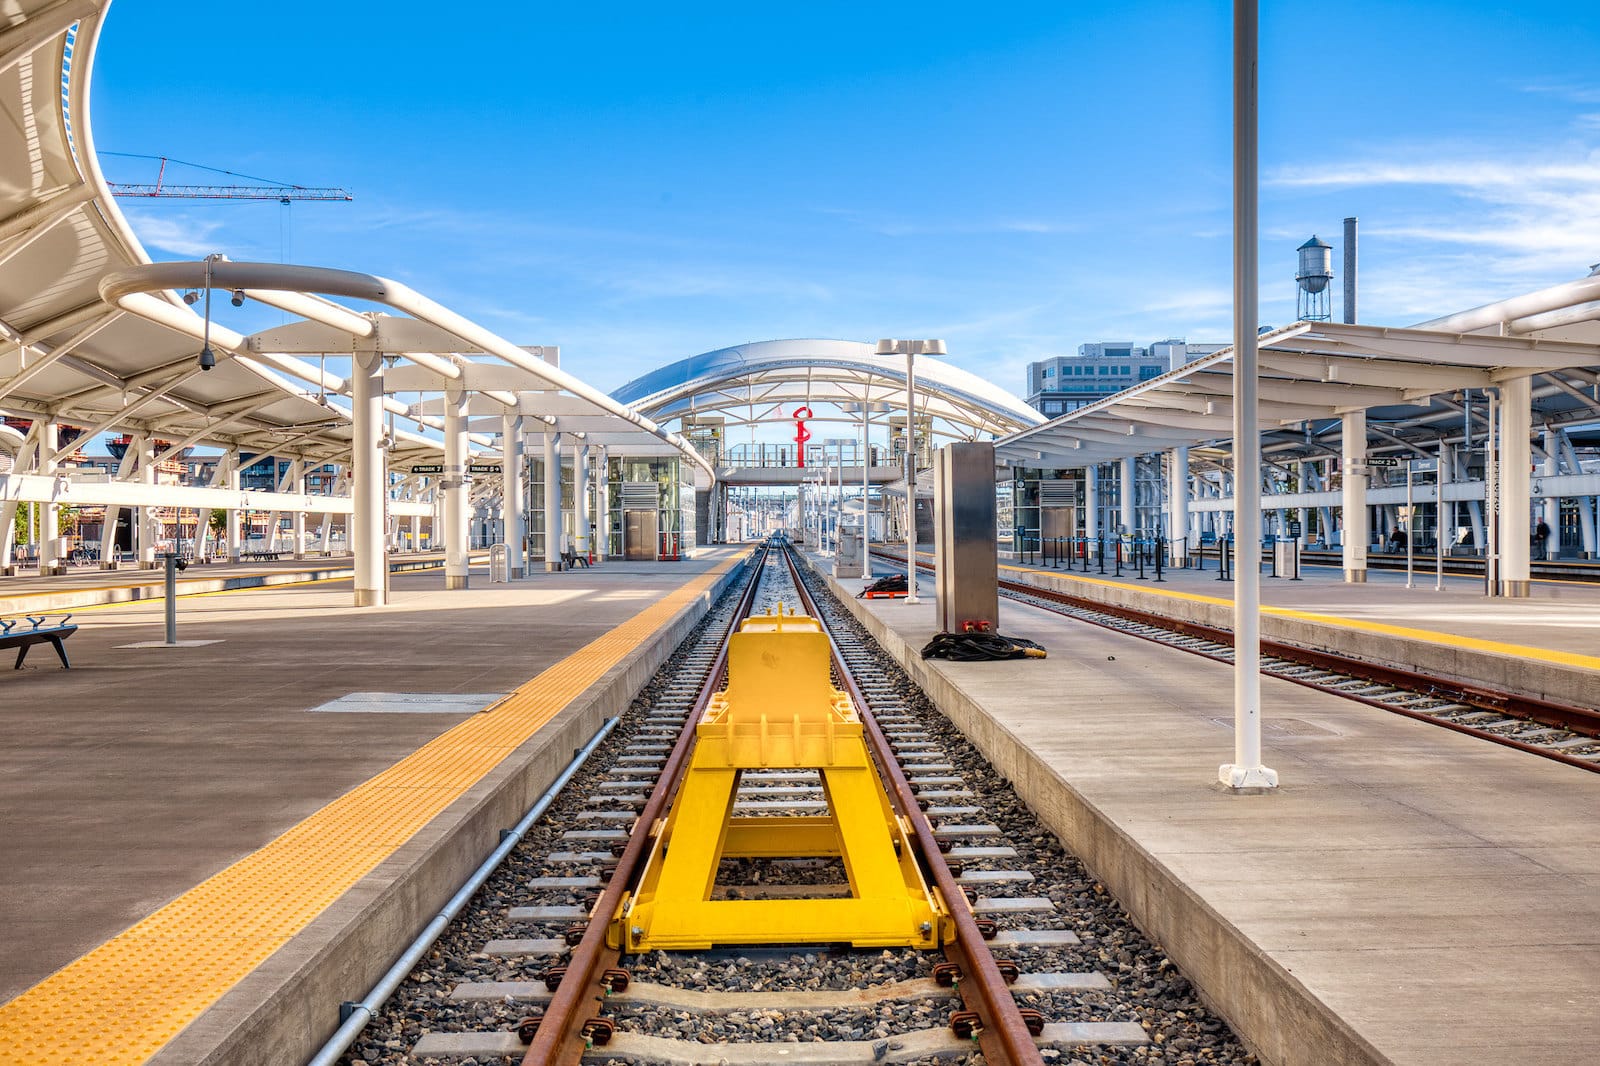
[198,345,216,371]
[230,289,244,307]
[182,290,200,305]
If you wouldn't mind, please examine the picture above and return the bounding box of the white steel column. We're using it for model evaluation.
[352,350,387,606]
[575,441,591,561]
[1219,0,1276,791]
[903,348,921,605]
[594,446,609,564]
[1499,376,1532,597]
[39,418,60,574]
[1120,455,1136,535]
[502,412,525,577]
[1169,447,1190,563]
[543,430,562,572]
[444,387,470,590]
[860,404,872,585]
[1341,410,1368,582]
[1084,465,1099,541]
[291,460,307,559]
[139,435,161,568]
[1541,428,1559,562]
[410,514,422,552]
[225,451,242,563]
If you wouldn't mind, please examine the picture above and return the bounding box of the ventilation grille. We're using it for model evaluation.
[621,481,657,510]
[1040,479,1078,507]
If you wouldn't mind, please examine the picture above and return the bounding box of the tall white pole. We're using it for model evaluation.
[351,351,387,606]
[861,403,873,587]
[443,387,470,590]
[1436,442,1445,591]
[1405,462,1415,589]
[502,412,525,577]
[1220,0,1276,791]
[543,430,561,572]
[904,349,921,605]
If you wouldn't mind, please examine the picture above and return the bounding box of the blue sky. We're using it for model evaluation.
[90,1,1600,399]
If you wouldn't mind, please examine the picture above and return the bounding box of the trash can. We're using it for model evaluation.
[489,543,509,583]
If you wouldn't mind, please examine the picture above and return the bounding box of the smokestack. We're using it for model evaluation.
[1343,216,1358,324]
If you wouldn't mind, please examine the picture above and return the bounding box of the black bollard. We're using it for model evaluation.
[1136,540,1146,580]
[1098,536,1106,574]
[1154,535,1165,581]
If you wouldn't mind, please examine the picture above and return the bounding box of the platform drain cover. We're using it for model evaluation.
[310,692,506,714]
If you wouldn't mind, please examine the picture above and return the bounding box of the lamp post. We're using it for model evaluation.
[1218,0,1277,791]
[842,400,892,589]
[875,339,945,606]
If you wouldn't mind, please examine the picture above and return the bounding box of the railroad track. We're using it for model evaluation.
[877,549,1600,773]
[335,540,1254,1065]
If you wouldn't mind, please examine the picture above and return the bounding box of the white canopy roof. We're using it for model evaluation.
[997,289,1600,470]
[612,339,1043,441]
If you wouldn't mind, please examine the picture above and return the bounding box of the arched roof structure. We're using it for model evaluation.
[612,339,1043,441]
[0,1,705,475]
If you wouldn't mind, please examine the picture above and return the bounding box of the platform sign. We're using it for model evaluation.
[1286,520,1302,539]
[1367,457,1400,468]
[409,463,445,474]
[467,463,503,474]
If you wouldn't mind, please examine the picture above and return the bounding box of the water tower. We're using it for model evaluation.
[1295,234,1333,321]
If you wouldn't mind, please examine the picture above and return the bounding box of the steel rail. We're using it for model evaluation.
[522,544,770,1065]
[783,548,1046,1066]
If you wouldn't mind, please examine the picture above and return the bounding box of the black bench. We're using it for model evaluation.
[1,615,77,670]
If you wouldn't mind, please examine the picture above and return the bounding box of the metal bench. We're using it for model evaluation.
[0,615,77,670]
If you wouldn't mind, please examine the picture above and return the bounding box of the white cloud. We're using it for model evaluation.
[120,211,228,258]
[1266,150,1600,282]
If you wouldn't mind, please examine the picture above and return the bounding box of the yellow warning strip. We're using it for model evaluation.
[0,555,740,1066]
[993,559,1600,673]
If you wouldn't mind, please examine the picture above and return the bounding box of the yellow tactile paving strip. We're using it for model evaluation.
[0,556,739,1066]
[993,559,1600,674]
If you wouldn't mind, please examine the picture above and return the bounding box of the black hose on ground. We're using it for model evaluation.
[857,574,908,597]
[921,631,1047,661]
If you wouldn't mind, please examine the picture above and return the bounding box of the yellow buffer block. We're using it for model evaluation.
[615,608,950,951]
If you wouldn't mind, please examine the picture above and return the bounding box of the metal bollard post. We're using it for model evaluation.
[1290,538,1303,581]
[1081,536,1090,572]
[1098,536,1106,574]
[1154,536,1165,581]
[164,552,178,645]
[1136,540,1146,580]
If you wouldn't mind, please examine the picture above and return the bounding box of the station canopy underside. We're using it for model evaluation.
[0,1,700,475]
[611,339,1044,443]
[997,316,1600,471]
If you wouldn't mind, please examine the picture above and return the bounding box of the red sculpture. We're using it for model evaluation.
[792,406,813,468]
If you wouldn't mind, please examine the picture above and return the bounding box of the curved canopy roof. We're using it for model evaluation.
[997,280,1600,472]
[612,339,1043,441]
[0,1,705,475]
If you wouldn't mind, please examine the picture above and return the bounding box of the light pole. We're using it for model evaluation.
[842,400,892,588]
[875,339,945,606]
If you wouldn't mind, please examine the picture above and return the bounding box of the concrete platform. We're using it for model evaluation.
[0,548,745,1064]
[886,549,1600,708]
[817,557,1600,1066]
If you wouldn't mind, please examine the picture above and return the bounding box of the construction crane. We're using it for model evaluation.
[105,155,352,203]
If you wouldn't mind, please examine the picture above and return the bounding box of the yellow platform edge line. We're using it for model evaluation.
[993,561,1600,674]
[0,555,741,1066]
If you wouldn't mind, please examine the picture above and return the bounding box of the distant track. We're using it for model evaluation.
[877,549,1600,774]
